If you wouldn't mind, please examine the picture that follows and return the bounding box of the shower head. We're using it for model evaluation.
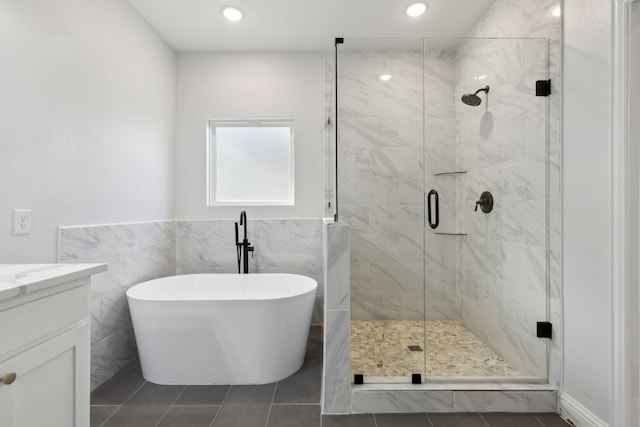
[461,93,482,106]
[461,85,490,106]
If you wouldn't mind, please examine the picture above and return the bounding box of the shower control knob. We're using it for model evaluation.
[475,191,494,213]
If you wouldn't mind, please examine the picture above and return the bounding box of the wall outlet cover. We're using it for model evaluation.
[13,209,32,235]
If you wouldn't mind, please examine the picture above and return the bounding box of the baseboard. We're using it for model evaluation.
[560,393,609,427]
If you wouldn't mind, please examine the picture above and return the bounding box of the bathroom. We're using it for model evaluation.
[1,0,638,426]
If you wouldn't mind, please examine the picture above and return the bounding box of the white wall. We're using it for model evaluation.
[0,0,176,263]
[563,0,612,423]
[175,53,325,220]
[630,2,640,424]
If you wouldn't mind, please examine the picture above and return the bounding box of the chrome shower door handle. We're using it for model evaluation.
[427,190,439,229]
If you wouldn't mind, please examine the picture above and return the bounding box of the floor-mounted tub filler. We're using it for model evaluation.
[127,273,317,385]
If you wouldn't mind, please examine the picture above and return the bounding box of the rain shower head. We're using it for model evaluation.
[461,85,490,106]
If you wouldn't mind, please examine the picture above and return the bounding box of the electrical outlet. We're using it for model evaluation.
[12,209,31,235]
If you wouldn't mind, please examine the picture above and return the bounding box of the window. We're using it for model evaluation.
[207,120,294,206]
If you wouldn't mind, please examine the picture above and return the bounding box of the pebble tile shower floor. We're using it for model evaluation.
[351,320,521,378]
[90,326,569,427]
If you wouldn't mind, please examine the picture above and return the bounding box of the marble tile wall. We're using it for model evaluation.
[176,219,325,323]
[58,221,176,390]
[351,388,556,413]
[322,222,351,414]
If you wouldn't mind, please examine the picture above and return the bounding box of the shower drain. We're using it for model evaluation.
[407,345,423,352]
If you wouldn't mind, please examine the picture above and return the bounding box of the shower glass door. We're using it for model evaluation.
[340,37,549,383]
[423,37,549,380]
[337,38,427,383]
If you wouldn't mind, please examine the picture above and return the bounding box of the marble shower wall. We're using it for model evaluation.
[176,219,325,323]
[338,47,459,321]
[59,218,325,390]
[454,38,548,378]
[58,221,176,390]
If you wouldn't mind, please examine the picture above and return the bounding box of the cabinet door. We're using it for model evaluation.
[0,324,89,427]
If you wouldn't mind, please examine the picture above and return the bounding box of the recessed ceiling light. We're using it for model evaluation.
[406,2,427,17]
[223,6,243,22]
[379,74,392,81]
[551,6,561,17]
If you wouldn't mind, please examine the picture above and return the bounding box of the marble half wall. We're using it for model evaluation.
[323,221,351,414]
[58,221,176,390]
[60,218,326,390]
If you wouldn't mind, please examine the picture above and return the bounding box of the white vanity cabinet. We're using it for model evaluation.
[0,264,106,427]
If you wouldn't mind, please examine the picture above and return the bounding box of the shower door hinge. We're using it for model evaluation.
[411,373,422,384]
[536,79,551,96]
[536,321,552,338]
[354,374,364,385]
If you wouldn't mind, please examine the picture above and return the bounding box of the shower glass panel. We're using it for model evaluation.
[337,38,427,383]
[338,37,549,383]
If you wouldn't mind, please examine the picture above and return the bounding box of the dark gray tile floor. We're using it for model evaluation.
[90,326,570,427]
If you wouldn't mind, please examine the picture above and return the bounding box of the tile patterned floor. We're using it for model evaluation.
[351,320,521,378]
[90,325,569,427]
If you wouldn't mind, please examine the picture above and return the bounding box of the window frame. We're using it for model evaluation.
[206,119,295,206]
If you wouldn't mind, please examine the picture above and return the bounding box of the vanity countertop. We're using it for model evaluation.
[0,263,107,303]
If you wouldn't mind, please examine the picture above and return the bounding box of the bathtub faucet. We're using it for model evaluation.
[235,210,254,274]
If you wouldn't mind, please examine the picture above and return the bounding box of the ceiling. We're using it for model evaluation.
[127,0,497,52]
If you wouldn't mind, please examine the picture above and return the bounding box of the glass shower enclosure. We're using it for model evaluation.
[335,37,549,383]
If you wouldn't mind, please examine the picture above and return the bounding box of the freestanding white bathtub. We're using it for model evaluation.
[126,273,317,385]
